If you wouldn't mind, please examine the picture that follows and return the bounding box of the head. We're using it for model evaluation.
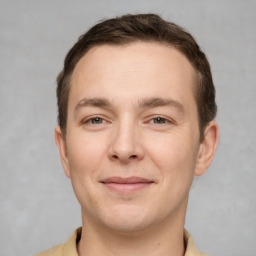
[57,13,217,141]
[55,14,219,234]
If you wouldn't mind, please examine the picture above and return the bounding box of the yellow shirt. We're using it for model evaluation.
[35,228,208,256]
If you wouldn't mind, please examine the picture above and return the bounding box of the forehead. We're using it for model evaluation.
[70,42,197,109]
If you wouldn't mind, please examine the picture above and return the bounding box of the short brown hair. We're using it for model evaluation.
[57,13,217,140]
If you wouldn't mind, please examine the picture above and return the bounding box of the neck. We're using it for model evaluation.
[78,209,186,256]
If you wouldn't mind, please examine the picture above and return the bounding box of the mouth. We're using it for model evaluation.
[100,176,154,193]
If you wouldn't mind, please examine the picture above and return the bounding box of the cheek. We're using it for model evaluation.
[142,133,198,216]
[65,133,106,208]
[145,132,198,180]
[66,132,107,177]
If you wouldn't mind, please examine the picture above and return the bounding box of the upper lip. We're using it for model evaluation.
[101,176,153,184]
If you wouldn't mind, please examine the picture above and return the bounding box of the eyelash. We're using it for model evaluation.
[149,116,171,124]
[81,115,174,127]
[82,116,107,125]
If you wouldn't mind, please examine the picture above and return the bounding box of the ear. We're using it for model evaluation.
[194,121,219,176]
[55,126,71,178]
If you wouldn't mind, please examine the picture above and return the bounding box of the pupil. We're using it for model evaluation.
[93,118,102,123]
[155,117,164,123]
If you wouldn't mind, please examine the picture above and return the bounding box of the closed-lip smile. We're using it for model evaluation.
[100,176,154,193]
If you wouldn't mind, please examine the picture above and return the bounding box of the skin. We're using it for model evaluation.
[55,42,219,256]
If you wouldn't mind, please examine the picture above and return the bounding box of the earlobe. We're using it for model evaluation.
[55,126,71,178]
[194,121,219,176]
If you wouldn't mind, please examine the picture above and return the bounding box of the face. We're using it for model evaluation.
[56,42,218,233]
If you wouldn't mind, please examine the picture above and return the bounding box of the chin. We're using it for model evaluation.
[104,219,151,235]
[99,204,153,233]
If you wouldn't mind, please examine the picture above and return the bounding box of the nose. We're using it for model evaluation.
[108,120,144,164]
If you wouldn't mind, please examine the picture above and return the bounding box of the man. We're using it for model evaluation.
[36,14,219,256]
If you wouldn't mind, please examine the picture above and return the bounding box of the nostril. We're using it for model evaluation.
[130,155,137,159]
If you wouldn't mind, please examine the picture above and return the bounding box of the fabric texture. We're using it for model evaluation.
[35,228,208,256]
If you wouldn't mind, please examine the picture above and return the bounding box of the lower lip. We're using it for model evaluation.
[102,182,152,193]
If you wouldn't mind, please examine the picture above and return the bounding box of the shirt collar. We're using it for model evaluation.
[184,229,209,256]
[62,227,208,256]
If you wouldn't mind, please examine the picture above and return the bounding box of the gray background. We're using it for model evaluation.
[0,0,255,255]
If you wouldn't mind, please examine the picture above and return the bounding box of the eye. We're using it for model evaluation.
[151,117,169,124]
[89,117,104,124]
[145,115,176,130]
[82,116,107,125]
[80,115,111,131]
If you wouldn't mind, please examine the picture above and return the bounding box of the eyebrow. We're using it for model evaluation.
[74,97,184,113]
[138,97,184,113]
[75,98,111,112]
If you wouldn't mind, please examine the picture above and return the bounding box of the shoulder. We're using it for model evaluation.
[34,227,81,256]
[34,243,63,256]
[184,229,209,256]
